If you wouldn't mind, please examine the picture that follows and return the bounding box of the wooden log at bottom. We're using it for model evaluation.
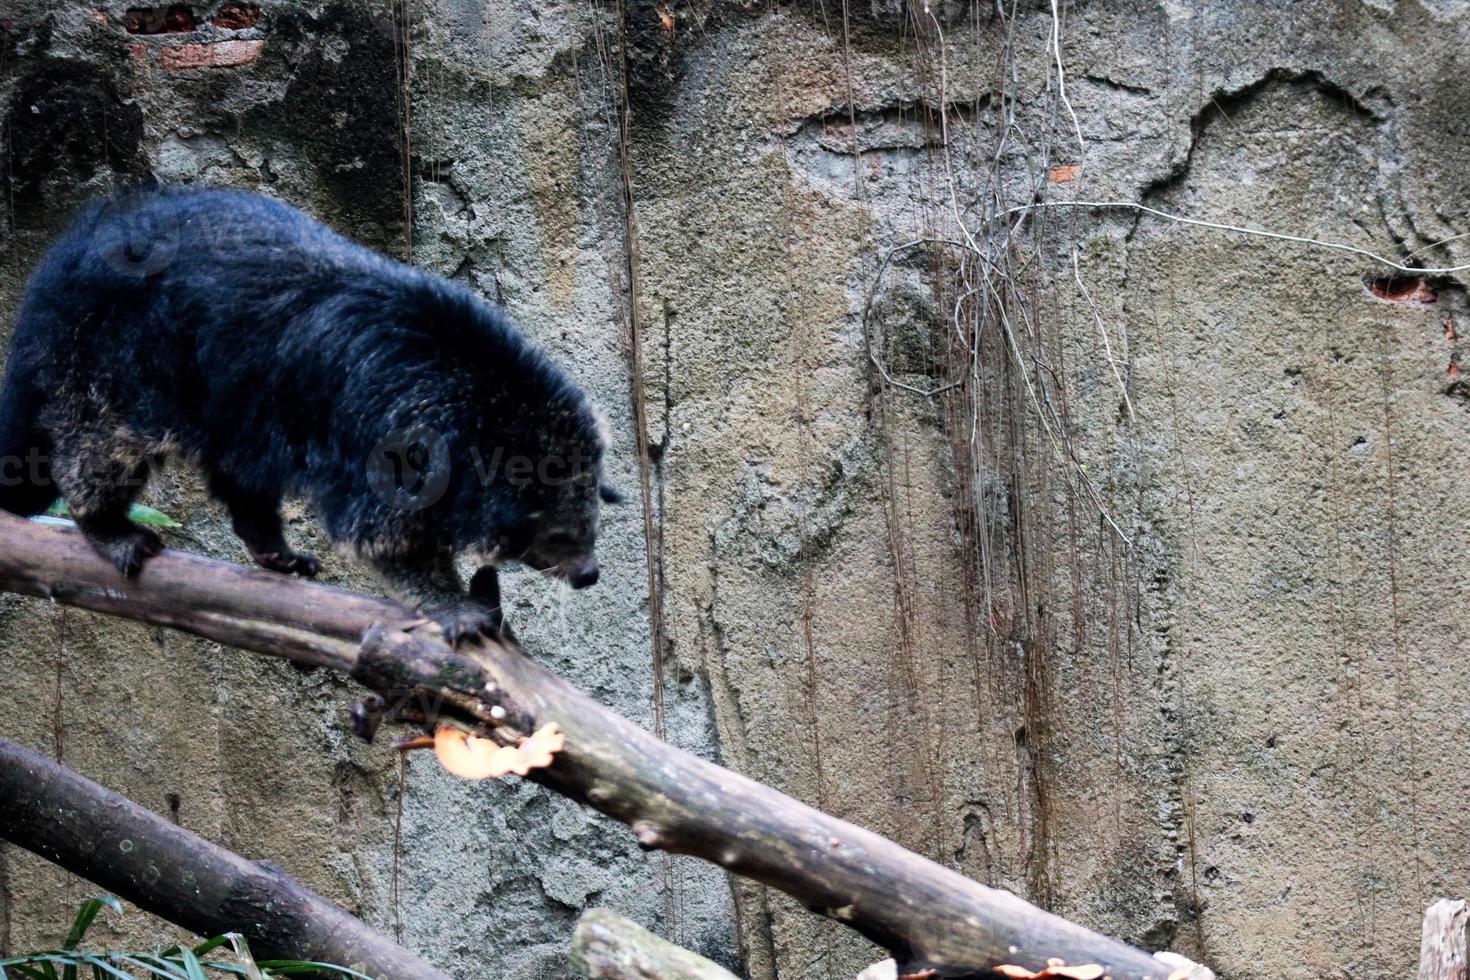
[0,738,450,980]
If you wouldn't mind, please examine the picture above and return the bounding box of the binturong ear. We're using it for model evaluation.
[599,484,625,505]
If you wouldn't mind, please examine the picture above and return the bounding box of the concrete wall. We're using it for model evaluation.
[2,2,1468,978]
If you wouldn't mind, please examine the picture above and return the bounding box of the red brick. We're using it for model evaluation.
[159,38,264,70]
[1367,276,1438,304]
[212,3,260,29]
[124,5,196,34]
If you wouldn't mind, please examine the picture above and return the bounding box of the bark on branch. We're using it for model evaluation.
[1420,899,1470,980]
[0,511,1192,979]
[0,737,451,979]
[570,909,738,980]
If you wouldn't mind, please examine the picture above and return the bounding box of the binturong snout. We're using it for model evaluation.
[566,557,600,590]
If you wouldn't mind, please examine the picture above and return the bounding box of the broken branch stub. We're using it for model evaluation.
[1420,899,1470,980]
[570,908,739,980]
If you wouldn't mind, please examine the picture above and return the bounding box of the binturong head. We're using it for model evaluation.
[513,474,623,590]
[375,277,624,586]
[469,393,624,591]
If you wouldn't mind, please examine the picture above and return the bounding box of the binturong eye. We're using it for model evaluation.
[599,484,625,504]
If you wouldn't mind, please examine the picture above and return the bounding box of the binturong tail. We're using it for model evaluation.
[0,371,54,517]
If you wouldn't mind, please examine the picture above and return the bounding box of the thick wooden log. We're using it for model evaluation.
[0,737,451,980]
[570,909,738,980]
[1420,899,1470,980]
[0,511,1199,979]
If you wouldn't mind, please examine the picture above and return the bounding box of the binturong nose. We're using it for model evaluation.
[567,558,600,590]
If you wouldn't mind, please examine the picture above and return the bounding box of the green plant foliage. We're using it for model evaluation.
[0,898,373,980]
[42,501,181,529]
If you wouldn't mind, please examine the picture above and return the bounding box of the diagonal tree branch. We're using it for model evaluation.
[0,737,452,980]
[0,511,1200,980]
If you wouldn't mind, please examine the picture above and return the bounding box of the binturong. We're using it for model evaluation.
[0,187,621,643]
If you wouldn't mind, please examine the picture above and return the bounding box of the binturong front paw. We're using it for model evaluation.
[89,524,164,578]
[421,597,503,646]
[249,549,322,578]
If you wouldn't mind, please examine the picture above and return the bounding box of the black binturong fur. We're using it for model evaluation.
[0,188,618,643]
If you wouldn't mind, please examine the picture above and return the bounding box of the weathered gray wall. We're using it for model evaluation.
[0,2,737,975]
[2,2,1469,978]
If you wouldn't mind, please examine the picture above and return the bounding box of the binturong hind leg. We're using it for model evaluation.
[372,546,502,645]
[211,476,320,577]
[50,436,161,577]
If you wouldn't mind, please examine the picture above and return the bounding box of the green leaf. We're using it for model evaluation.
[112,956,182,980]
[7,903,362,980]
[64,897,123,950]
[173,950,205,980]
[183,939,229,960]
[126,505,180,529]
[218,937,262,980]
[41,501,180,529]
[0,956,66,980]
[77,957,135,980]
[27,516,78,529]
[0,963,86,980]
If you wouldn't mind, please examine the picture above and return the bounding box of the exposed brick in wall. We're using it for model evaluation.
[211,3,259,29]
[156,38,263,69]
[123,5,195,34]
[120,4,265,70]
